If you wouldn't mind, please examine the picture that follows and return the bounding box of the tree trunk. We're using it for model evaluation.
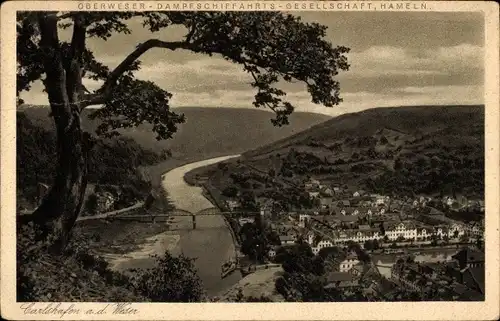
[31,114,89,252]
[27,13,90,253]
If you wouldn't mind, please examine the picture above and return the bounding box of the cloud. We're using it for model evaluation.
[132,56,251,92]
[77,41,485,99]
[345,43,483,78]
[167,84,482,116]
[19,40,483,117]
[21,76,482,118]
[390,85,483,100]
[434,43,483,64]
[82,78,103,91]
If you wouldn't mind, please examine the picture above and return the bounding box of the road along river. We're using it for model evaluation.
[160,155,242,297]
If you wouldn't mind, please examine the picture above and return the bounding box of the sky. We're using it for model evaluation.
[20,11,485,116]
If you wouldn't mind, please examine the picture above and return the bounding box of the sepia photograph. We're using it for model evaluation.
[1,1,499,320]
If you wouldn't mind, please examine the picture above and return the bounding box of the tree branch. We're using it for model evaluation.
[235,55,311,88]
[68,14,87,63]
[81,39,191,107]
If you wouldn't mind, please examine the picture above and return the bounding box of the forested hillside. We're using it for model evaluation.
[190,105,484,211]
[17,112,169,211]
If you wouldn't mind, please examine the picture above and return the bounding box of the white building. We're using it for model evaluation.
[280,235,295,245]
[308,191,320,198]
[226,199,241,211]
[339,254,360,272]
[239,217,255,225]
[308,228,384,250]
[299,214,311,228]
[416,228,430,240]
[447,223,466,238]
[385,222,418,241]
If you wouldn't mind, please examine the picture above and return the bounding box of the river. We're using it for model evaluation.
[160,155,239,213]
[160,155,242,297]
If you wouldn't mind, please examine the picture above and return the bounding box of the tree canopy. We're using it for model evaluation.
[129,251,206,302]
[18,11,350,133]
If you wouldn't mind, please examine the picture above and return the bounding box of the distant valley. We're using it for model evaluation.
[18,106,331,187]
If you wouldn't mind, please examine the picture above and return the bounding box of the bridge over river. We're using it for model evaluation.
[96,207,262,230]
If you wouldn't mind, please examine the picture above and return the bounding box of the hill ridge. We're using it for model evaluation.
[243,104,484,158]
[194,104,484,205]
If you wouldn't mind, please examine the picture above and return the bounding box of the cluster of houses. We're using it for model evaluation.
[390,248,485,300]
[257,200,484,260]
[303,178,392,210]
[441,196,485,212]
[228,177,484,275]
[81,186,120,215]
[303,219,479,255]
[225,177,484,226]
[264,209,483,261]
[268,231,485,300]
[225,176,486,301]
[94,191,116,212]
[301,177,485,214]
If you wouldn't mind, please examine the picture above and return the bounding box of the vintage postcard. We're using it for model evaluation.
[1,0,499,320]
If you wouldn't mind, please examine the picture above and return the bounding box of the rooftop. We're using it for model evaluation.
[452,248,485,263]
[464,267,485,294]
[279,235,294,242]
[337,215,361,222]
[327,272,356,283]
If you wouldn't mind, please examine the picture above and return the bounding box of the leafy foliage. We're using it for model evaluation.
[129,251,206,302]
[16,113,57,203]
[274,243,324,275]
[363,239,380,251]
[16,112,167,206]
[18,11,349,132]
[239,214,280,262]
[273,243,328,301]
[18,223,205,302]
[222,186,238,198]
[88,77,186,140]
[17,222,146,302]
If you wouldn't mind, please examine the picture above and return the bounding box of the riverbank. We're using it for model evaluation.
[75,219,174,255]
[217,267,284,302]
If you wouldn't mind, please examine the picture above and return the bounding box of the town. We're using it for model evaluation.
[222,176,485,301]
